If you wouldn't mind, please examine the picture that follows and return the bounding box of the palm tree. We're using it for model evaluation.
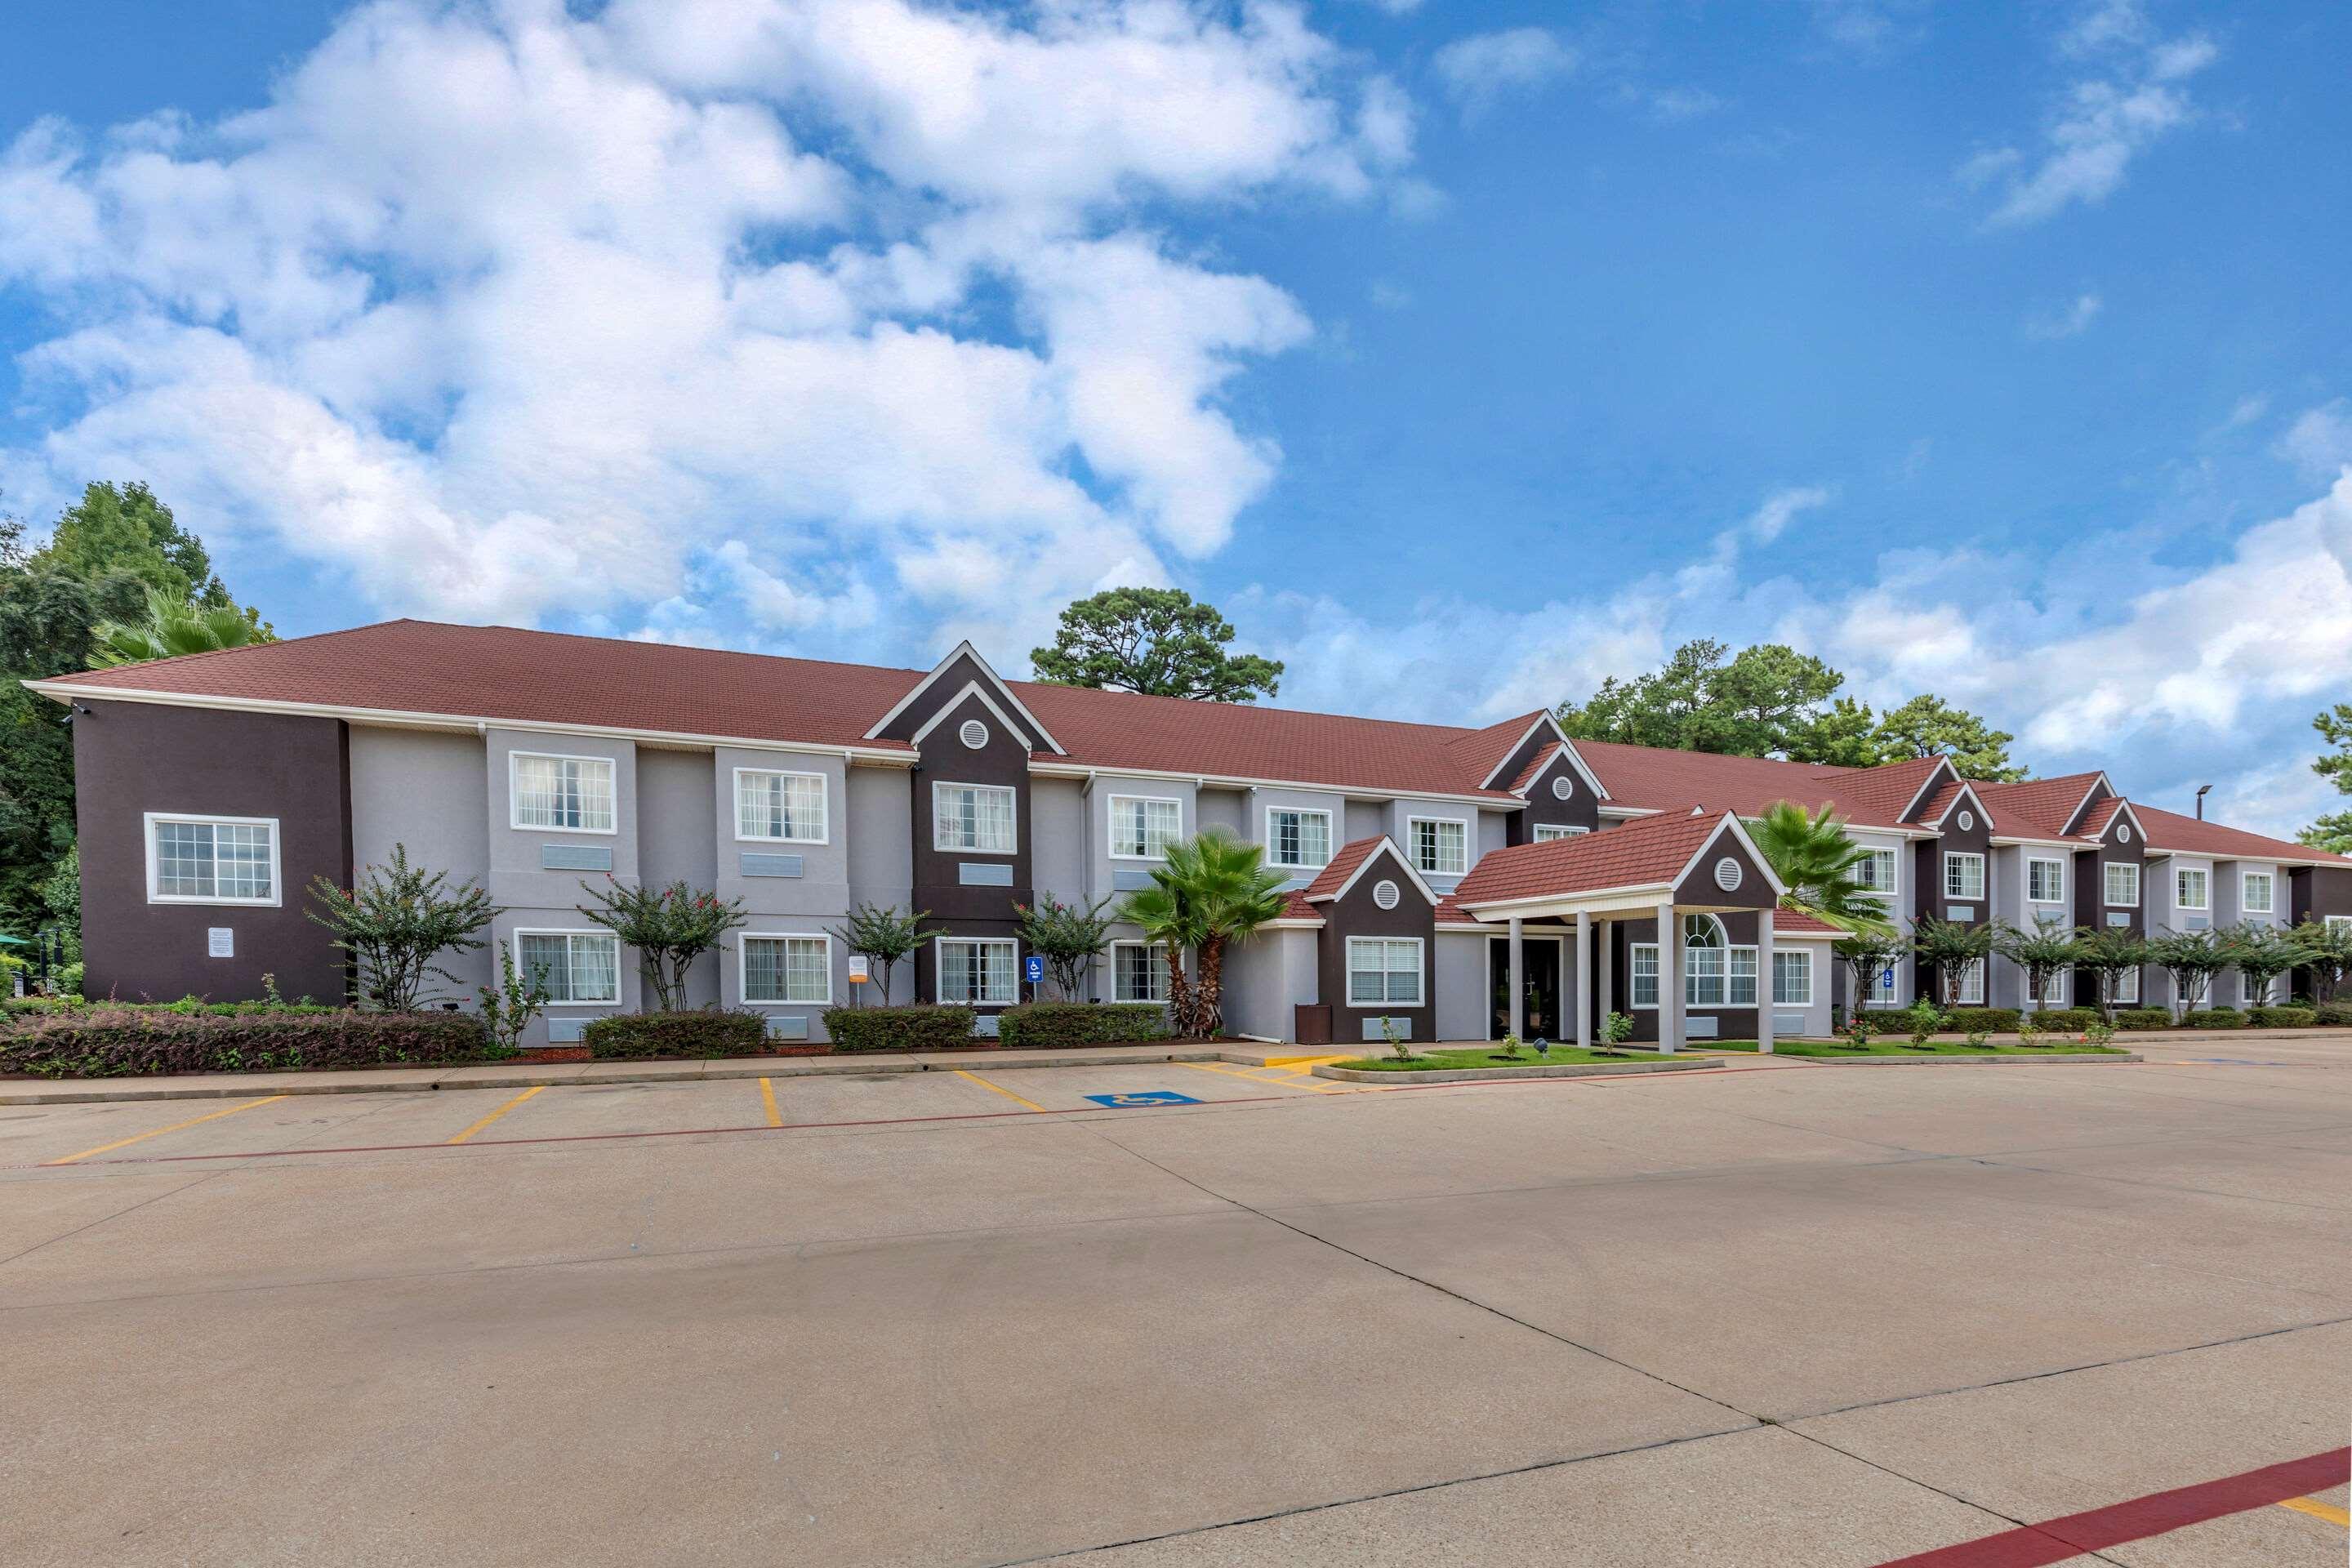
[1751,800,1895,937]
[1116,879,1204,1036]
[1117,830,1290,1039]
[87,589,270,668]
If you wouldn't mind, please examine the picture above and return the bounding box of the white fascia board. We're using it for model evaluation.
[1668,813,1791,900]
[1896,758,1959,822]
[907,680,1036,751]
[2057,773,2117,836]
[860,639,1067,754]
[1025,760,1521,810]
[1475,714,1612,800]
[1307,837,1441,908]
[1597,804,1664,819]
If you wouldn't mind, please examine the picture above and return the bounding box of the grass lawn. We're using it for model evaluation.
[1333,1045,1655,1072]
[1699,1039,2129,1057]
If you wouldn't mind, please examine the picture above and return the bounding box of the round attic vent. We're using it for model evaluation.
[1714,858,1744,893]
[1552,774,1574,801]
[1958,809,1975,831]
[959,719,989,751]
[1373,879,1401,910]
[2118,824,2132,844]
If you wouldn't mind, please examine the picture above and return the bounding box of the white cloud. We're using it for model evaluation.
[2026,292,2103,339]
[1646,87,1728,124]
[1432,29,1579,118]
[2278,400,2352,483]
[1809,0,1932,56]
[0,0,1405,649]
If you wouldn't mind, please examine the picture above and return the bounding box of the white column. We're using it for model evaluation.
[1757,912,1775,1056]
[1508,917,1525,1040]
[1656,900,1680,1054]
[1575,911,1592,1051]
[1597,919,1613,1021]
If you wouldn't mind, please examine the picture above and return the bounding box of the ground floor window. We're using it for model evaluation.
[1953,959,1984,1006]
[147,813,278,904]
[2110,966,2140,1005]
[1630,943,1659,1008]
[938,938,1017,1004]
[517,930,621,1004]
[2026,969,2069,1008]
[1111,941,1167,1004]
[742,934,830,1004]
[1347,938,1423,1007]
[1772,950,1812,1006]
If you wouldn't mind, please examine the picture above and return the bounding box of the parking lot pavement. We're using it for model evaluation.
[4,1049,2350,1566]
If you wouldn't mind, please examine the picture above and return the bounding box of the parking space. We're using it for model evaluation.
[4,1045,2350,1566]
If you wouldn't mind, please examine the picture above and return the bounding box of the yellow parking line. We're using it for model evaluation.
[1179,1060,1347,1094]
[446,1085,546,1144]
[42,1094,290,1165]
[952,1069,1045,1112]
[2280,1496,2350,1526]
[759,1076,782,1128]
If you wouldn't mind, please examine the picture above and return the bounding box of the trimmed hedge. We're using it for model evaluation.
[2181,1008,2244,1029]
[2027,1007,2099,1031]
[1944,1008,2021,1034]
[2316,1001,2352,1027]
[820,1004,978,1053]
[994,1002,1171,1049]
[0,1009,499,1079]
[581,1009,770,1059]
[2114,1008,2174,1031]
[2247,1004,2319,1029]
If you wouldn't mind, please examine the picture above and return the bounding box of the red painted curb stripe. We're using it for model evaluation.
[1871,1447,2350,1568]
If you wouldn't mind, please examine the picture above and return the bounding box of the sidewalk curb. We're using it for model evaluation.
[1312,1057,1722,1084]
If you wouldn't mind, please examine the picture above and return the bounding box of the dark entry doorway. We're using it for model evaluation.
[1489,937,1562,1040]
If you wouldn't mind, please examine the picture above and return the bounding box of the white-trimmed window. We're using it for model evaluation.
[1630,944,1660,1009]
[516,930,621,1005]
[1683,915,1726,1006]
[1267,807,1332,869]
[934,783,1017,853]
[1854,847,1899,898]
[1109,795,1182,860]
[1347,937,1423,1007]
[1772,950,1812,1006]
[1729,946,1759,1007]
[2105,862,2140,908]
[2328,915,2352,939]
[1953,959,1985,1006]
[1533,824,1589,842]
[735,769,827,843]
[1408,817,1468,877]
[937,938,1018,1004]
[2026,966,2069,1009]
[2175,866,2208,911]
[2027,857,2065,905]
[2110,967,2140,1005]
[2242,871,2275,915]
[512,753,615,834]
[1111,941,1167,1004]
[1944,853,1985,902]
[1868,958,1900,1006]
[145,813,279,906]
[741,934,831,1005]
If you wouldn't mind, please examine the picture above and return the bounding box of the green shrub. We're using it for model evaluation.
[820,1004,978,1052]
[2033,1007,2098,1031]
[57,962,83,997]
[0,1010,495,1079]
[1945,1007,2021,1034]
[995,1002,1170,1049]
[2247,1004,2318,1029]
[581,1009,771,1059]
[2181,1008,2244,1029]
[2316,1001,2352,1027]
[2114,1008,2173,1031]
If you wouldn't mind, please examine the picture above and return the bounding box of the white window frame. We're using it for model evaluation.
[2026,857,2066,906]
[1728,946,1758,1007]
[933,782,1018,855]
[1771,949,1813,1007]
[2109,966,2140,1006]
[1264,806,1334,870]
[1345,936,1424,1009]
[1405,815,1470,877]
[510,751,617,835]
[1109,939,1168,1004]
[2025,966,2069,1009]
[1533,823,1589,842]
[1630,943,1661,1009]
[738,932,832,1006]
[2328,915,2352,940]
[2240,871,2275,915]
[733,768,829,844]
[1107,795,1183,862]
[2104,862,2140,909]
[143,812,283,906]
[935,936,1018,1005]
[513,928,623,1006]
[1854,845,1900,901]
[1943,852,1985,902]
[2174,866,2208,911]
[1953,957,1985,1006]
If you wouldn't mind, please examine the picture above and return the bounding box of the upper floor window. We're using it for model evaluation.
[934,782,1017,853]
[1267,807,1332,869]
[147,813,278,905]
[1853,847,1898,898]
[1109,795,1182,860]
[1943,853,1985,902]
[516,929,621,1005]
[736,769,826,844]
[513,753,615,834]
[2105,862,2140,908]
[742,934,831,1004]
[1533,824,1589,843]
[2242,871,2275,915]
[2027,858,2065,904]
[1408,817,1468,877]
[2174,866,2207,910]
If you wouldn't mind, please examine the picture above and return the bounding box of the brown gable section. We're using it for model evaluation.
[1671,822,1777,911]
[871,648,1045,751]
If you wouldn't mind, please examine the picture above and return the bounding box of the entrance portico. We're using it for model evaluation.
[1450,809,1790,1054]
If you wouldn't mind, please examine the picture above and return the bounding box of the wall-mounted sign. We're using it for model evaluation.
[207,928,234,959]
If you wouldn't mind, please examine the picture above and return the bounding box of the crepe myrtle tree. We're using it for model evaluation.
[1832,929,1911,1024]
[1910,915,1993,1009]
[576,876,746,1013]
[2073,925,2153,1018]
[1013,894,1116,1000]
[2290,918,2352,1003]
[1993,918,2082,1015]
[2146,928,2229,1022]
[2219,922,2302,1009]
[306,844,497,1011]
[826,902,931,1006]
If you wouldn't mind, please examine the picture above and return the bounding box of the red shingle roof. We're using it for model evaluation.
[1565,741,1942,828]
[2133,804,2350,866]
[1454,809,1729,906]
[1973,773,2105,840]
[1773,909,1840,936]
[1302,837,1386,901]
[2075,797,2125,839]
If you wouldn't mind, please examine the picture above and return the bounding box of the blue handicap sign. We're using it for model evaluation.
[1083,1090,1200,1108]
[1024,954,1045,984]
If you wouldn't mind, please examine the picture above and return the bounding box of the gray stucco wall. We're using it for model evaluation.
[1196,786,1246,838]
[1031,776,1088,905]
[1221,929,1320,1040]
[640,750,720,1010]
[1435,932,1490,1041]
[844,765,915,1004]
[349,726,493,998]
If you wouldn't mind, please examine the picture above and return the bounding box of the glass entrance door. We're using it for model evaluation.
[1490,938,1562,1040]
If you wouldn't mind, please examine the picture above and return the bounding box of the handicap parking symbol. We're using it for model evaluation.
[1083,1090,1200,1108]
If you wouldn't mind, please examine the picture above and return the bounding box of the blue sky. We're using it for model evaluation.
[2,1,2349,834]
